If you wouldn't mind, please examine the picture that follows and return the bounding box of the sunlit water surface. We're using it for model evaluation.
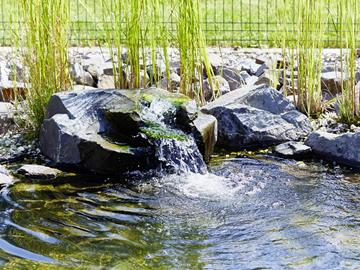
[0,156,359,269]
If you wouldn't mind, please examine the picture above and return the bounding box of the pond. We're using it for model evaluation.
[0,155,359,269]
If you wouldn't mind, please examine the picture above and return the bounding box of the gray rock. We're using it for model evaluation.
[97,74,115,89]
[203,75,230,101]
[40,88,210,175]
[202,84,312,150]
[192,112,217,162]
[8,63,28,82]
[255,69,277,86]
[305,131,360,167]
[17,164,63,179]
[0,165,13,185]
[208,53,227,70]
[102,62,118,76]
[70,63,94,87]
[84,63,102,80]
[274,141,311,158]
[73,85,97,91]
[159,72,181,90]
[216,67,245,91]
[0,102,15,134]
[321,71,346,94]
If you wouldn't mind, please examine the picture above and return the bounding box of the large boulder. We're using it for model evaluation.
[40,88,217,175]
[305,131,360,167]
[202,84,312,150]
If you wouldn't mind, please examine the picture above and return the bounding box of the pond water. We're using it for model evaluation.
[0,155,359,269]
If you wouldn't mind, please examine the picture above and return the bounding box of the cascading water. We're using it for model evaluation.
[141,97,207,174]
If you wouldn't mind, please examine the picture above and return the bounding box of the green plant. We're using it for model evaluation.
[338,0,359,124]
[295,0,325,117]
[277,0,324,117]
[99,0,171,90]
[177,0,215,103]
[19,0,71,132]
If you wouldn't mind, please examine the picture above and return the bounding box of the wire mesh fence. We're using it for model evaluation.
[0,0,359,47]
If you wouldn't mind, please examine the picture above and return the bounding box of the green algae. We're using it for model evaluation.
[140,122,188,141]
[141,92,191,107]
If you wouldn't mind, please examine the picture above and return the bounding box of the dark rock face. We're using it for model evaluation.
[305,131,360,167]
[202,84,312,150]
[40,88,216,175]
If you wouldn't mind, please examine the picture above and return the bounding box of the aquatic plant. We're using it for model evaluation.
[19,0,71,132]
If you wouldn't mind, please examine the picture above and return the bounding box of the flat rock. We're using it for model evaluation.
[17,164,63,179]
[202,84,312,150]
[274,141,311,158]
[305,131,360,167]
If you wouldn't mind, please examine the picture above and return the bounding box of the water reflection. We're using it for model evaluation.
[0,156,359,269]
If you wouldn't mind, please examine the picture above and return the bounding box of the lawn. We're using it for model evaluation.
[0,0,359,47]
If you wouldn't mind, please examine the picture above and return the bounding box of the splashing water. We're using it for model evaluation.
[142,97,207,174]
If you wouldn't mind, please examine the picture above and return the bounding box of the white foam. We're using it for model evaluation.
[161,172,246,200]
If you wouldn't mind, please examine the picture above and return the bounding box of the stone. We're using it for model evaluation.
[73,85,97,91]
[0,102,15,134]
[239,71,257,86]
[274,141,311,158]
[84,63,102,80]
[255,56,266,65]
[202,84,312,150]
[102,62,118,76]
[146,62,167,82]
[208,53,227,70]
[192,112,217,162]
[0,164,13,185]
[255,69,277,86]
[8,63,29,82]
[40,88,211,175]
[17,164,63,179]
[321,71,346,94]
[216,67,245,91]
[203,75,230,101]
[97,74,115,89]
[159,72,181,91]
[70,63,95,87]
[305,131,360,167]
[254,63,268,77]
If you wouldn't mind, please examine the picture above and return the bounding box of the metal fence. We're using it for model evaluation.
[0,0,359,47]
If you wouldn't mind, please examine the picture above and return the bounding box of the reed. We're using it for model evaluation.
[177,0,215,103]
[278,0,324,117]
[99,0,171,90]
[338,0,359,124]
[295,0,324,117]
[19,0,71,132]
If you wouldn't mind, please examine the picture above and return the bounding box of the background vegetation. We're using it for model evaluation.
[1,0,360,47]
